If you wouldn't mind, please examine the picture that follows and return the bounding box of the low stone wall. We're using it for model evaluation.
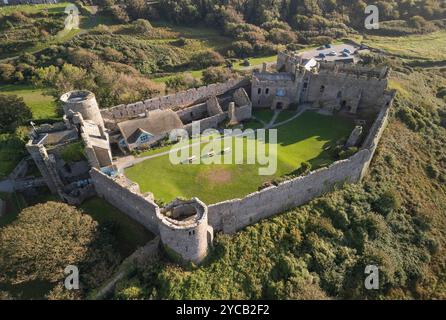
[208,93,394,233]
[90,169,160,235]
[101,78,249,121]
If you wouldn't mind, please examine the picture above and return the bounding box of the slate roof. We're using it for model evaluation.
[118,109,184,144]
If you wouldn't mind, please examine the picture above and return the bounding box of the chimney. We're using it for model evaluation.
[262,62,267,73]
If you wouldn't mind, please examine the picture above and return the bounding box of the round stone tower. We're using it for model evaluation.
[60,90,104,128]
[157,198,213,264]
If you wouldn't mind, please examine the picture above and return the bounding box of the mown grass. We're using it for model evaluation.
[0,84,58,120]
[125,111,354,204]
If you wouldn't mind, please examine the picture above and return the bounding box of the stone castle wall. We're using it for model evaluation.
[90,169,160,235]
[101,78,250,121]
[303,72,388,109]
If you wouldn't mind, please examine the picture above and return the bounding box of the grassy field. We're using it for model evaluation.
[0,84,58,120]
[125,111,354,204]
[363,31,446,62]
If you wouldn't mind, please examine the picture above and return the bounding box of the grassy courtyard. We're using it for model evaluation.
[125,111,354,204]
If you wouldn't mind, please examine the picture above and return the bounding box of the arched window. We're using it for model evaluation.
[258,88,262,95]
[265,88,270,95]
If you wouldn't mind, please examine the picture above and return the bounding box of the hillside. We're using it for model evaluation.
[0,0,445,300]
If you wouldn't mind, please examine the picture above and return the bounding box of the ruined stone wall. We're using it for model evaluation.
[183,113,228,134]
[101,78,249,122]
[177,103,208,124]
[90,169,160,235]
[303,72,388,109]
[208,94,394,233]
[234,105,252,123]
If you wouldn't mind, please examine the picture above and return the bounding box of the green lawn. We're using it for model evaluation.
[233,55,278,70]
[80,197,155,258]
[125,111,354,204]
[0,84,58,120]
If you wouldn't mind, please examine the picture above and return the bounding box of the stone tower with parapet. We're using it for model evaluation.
[61,90,113,169]
[60,90,105,129]
[156,198,213,264]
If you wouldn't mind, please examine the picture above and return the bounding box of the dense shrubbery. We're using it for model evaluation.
[0,202,120,299]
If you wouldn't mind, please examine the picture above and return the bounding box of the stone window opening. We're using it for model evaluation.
[258,88,262,95]
[320,85,325,93]
[265,88,270,95]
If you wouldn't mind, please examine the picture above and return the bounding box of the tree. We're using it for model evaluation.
[0,202,119,289]
[190,50,225,69]
[201,67,235,85]
[0,94,32,133]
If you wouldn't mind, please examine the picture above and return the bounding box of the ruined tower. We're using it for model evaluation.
[157,198,213,264]
[60,90,105,129]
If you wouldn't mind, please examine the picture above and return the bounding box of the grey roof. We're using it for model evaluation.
[118,109,184,144]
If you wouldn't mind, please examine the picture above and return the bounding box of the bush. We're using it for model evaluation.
[231,41,254,58]
[190,50,225,69]
[201,67,235,85]
[132,19,153,34]
[372,190,400,216]
[0,94,32,133]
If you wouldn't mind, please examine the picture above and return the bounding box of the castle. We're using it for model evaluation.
[25,50,395,264]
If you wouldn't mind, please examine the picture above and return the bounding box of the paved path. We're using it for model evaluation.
[266,110,282,129]
[270,105,309,128]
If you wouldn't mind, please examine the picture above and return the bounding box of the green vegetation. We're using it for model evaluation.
[80,197,154,258]
[0,192,26,228]
[363,30,446,63]
[60,141,86,163]
[0,2,70,15]
[0,134,26,180]
[0,84,57,120]
[125,111,354,204]
[0,202,120,299]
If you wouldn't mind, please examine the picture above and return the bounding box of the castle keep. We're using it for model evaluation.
[25,50,395,264]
